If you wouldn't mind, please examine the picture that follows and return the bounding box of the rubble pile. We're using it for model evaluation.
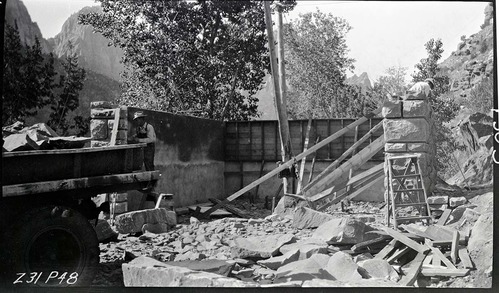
[92,190,492,288]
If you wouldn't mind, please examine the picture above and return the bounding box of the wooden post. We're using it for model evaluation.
[297,118,312,193]
[264,2,292,194]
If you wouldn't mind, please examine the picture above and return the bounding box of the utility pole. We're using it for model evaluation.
[264,2,293,194]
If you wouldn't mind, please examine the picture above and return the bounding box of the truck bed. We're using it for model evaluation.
[2,144,147,186]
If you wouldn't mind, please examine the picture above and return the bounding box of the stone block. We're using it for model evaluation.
[91,119,108,139]
[357,259,399,282]
[115,208,172,234]
[122,256,258,287]
[429,204,448,211]
[292,207,334,229]
[231,234,295,258]
[383,118,430,143]
[91,101,115,109]
[114,202,128,214]
[404,89,427,100]
[91,108,117,119]
[92,219,118,243]
[406,143,430,152]
[427,195,449,205]
[142,222,168,234]
[257,249,301,270]
[279,238,328,256]
[108,118,129,130]
[165,260,235,277]
[324,251,363,282]
[449,196,467,207]
[311,217,378,244]
[275,254,332,281]
[114,193,128,202]
[382,99,402,118]
[91,140,110,148]
[385,143,407,152]
[402,100,431,118]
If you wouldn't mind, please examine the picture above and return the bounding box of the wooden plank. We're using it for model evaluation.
[437,209,452,226]
[296,118,312,194]
[351,236,390,252]
[423,253,433,266]
[398,252,428,286]
[386,246,411,264]
[307,136,320,183]
[208,198,249,218]
[383,227,429,254]
[109,108,120,146]
[317,174,384,211]
[307,136,385,200]
[420,268,469,277]
[3,171,160,197]
[304,121,383,192]
[451,230,460,264]
[458,247,474,269]
[374,239,398,260]
[431,253,442,267]
[425,240,457,269]
[200,108,382,217]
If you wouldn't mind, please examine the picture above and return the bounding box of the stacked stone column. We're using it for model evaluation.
[90,101,128,147]
[90,101,130,215]
[382,91,437,200]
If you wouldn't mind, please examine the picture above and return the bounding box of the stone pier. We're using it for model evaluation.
[382,90,437,199]
[90,101,128,147]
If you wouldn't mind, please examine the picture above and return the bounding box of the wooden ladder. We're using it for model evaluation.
[386,154,433,229]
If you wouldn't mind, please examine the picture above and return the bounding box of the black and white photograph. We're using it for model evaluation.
[1,0,496,289]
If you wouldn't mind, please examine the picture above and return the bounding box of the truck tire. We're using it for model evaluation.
[0,206,99,287]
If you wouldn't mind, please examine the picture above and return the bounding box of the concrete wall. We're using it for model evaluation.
[126,107,225,208]
[225,160,385,203]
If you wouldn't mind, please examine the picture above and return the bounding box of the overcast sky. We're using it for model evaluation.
[21,0,491,82]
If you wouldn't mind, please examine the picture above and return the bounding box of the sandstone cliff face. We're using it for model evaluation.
[439,3,494,99]
[49,6,125,81]
[5,0,52,53]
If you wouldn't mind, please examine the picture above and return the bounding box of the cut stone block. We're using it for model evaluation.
[403,100,431,118]
[324,251,363,282]
[122,256,258,287]
[383,118,430,143]
[142,222,168,234]
[231,234,295,258]
[382,99,402,118]
[91,140,110,147]
[91,101,115,109]
[92,219,118,243]
[357,259,400,282]
[407,143,430,152]
[404,90,428,100]
[165,260,235,277]
[292,207,334,229]
[115,208,174,234]
[275,254,332,281]
[91,119,108,139]
[279,238,328,257]
[91,108,117,119]
[385,143,407,152]
[311,218,378,244]
[114,202,128,214]
[257,249,301,270]
[427,196,449,205]
[108,118,129,130]
[429,204,448,211]
[449,196,467,208]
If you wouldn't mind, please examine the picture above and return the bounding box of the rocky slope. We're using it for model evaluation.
[439,3,494,100]
[4,0,52,53]
[49,6,125,82]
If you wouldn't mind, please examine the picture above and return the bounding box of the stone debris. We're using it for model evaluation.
[324,251,363,282]
[449,196,467,208]
[291,206,334,229]
[312,218,378,244]
[231,234,296,258]
[357,259,400,282]
[115,208,176,234]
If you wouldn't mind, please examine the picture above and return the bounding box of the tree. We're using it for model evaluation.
[48,41,87,135]
[373,66,408,97]
[3,23,57,125]
[79,1,294,121]
[411,38,458,123]
[283,9,368,119]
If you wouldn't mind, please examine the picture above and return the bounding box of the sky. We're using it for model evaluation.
[21,0,491,82]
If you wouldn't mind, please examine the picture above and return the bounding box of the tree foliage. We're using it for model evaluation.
[3,23,57,125]
[48,42,87,135]
[79,0,294,121]
[284,9,364,119]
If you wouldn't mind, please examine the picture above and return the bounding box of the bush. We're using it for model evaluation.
[463,77,493,114]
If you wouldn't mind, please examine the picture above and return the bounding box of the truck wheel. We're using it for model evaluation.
[0,206,99,287]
